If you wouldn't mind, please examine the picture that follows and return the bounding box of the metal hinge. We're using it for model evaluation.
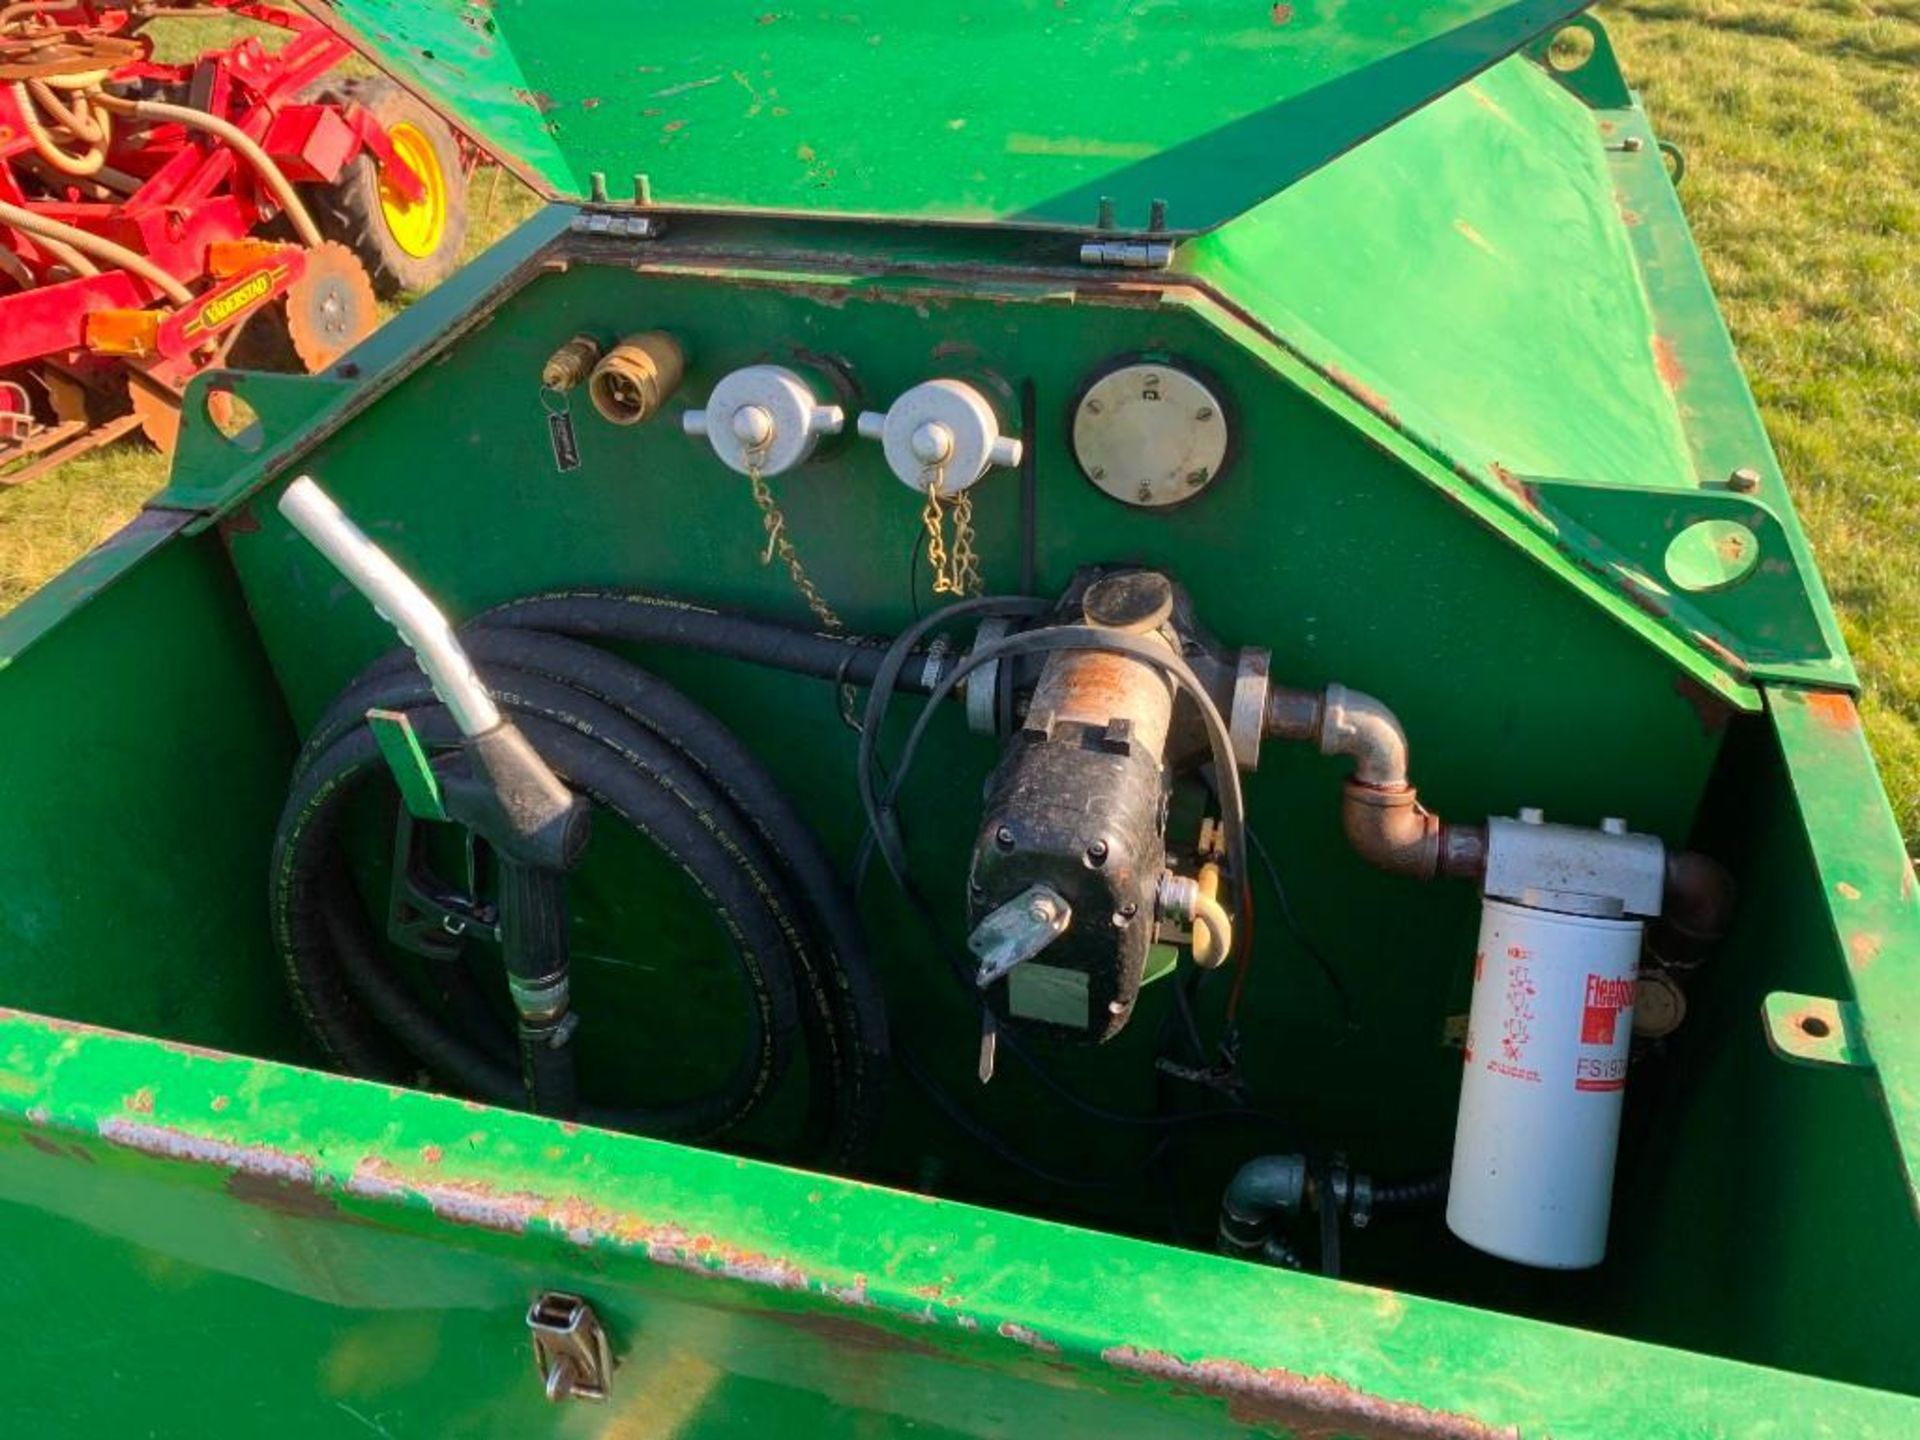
[1078,239,1176,270]
[528,1292,614,1403]
[568,211,665,241]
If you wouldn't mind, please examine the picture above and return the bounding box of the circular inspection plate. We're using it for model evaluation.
[1072,362,1231,509]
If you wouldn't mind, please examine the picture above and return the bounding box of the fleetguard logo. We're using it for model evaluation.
[1575,973,1635,1093]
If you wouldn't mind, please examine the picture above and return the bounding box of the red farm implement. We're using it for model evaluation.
[0,2,471,482]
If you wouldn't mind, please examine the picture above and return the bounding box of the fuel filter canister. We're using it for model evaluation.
[1447,897,1642,1270]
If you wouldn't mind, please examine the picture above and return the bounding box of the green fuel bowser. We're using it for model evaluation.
[2,3,1917,1434]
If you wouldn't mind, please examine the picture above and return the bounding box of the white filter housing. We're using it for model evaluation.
[1447,898,1642,1269]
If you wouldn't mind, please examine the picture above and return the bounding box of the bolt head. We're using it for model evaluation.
[1085,839,1110,866]
[1728,466,1762,493]
[1518,806,1546,826]
[1601,817,1629,836]
[994,826,1016,851]
[731,405,775,447]
[1027,895,1059,924]
[911,421,955,465]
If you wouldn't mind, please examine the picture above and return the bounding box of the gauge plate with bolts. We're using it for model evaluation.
[1073,363,1230,509]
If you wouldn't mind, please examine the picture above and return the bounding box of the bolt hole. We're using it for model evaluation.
[206,385,262,452]
[1799,1014,1832,1040]
[1548,24,1597,72]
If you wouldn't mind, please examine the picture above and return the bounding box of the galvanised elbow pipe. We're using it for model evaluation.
[1262,682,1732,932]
[1264,683,1486,883]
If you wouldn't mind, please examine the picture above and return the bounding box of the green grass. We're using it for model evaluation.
[4,5,1918,832]
[1600,1,1920,837]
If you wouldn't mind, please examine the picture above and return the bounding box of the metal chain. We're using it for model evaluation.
[746,456,844,631]
[918,462,982,598]
[949,487,983,597]
[920,469,954,596]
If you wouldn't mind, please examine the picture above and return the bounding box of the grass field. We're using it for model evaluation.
[3,4,1917,836]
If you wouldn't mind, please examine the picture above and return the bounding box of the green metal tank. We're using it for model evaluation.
[2,3,1915,1434]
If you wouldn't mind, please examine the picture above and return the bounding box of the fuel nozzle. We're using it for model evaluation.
[278,476,590,1117]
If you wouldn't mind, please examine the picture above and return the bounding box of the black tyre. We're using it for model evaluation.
[309,77,467,298]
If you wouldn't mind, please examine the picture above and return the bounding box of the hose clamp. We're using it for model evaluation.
[965,617,1014,735]
[1229,649,1272,772]
[509,974,572,1025]
[920,633,953,692]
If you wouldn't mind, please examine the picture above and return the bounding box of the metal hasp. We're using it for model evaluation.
[527,1292,614,1403]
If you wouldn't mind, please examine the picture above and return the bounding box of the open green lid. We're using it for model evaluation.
[307,0,1588,233]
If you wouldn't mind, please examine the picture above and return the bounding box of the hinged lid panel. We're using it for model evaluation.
[308,0,1588,232]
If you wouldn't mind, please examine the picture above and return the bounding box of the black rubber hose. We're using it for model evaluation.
[276,693,798,1137]
[297,628,891,1162]
[473,588,916,690]
[272,640,889,1162]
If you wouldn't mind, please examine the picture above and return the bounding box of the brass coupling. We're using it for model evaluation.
[540,334,602,393]
[588,331,685,425]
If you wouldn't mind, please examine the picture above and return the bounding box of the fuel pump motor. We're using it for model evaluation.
[966,572,1186,1043]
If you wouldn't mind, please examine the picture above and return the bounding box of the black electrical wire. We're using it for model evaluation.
[851,594,1052,892]
[1018,378,1038,595]
[870,626,1251,935]
[848,602,1292,1155]
[272,619,891,1168]
[1246,824,1355,1027]
[896,1040,1174,1192]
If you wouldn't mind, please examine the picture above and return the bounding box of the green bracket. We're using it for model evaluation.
[156,203,578,519]
[1525,13,1634,109]
[367,708,447,822]
[1526,478,1839,675]
[1764,992,1872,1071]
[162,368,359,516]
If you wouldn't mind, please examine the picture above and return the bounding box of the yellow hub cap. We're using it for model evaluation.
[377,121,448,259]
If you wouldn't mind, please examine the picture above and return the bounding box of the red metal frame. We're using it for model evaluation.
[0,2,429,464]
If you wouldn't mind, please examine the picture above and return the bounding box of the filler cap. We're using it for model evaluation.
[1083,571,1176,635]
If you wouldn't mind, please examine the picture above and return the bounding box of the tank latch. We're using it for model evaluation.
[528,1291,614,1403]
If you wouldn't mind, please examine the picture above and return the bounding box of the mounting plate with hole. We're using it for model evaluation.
[1763,991,1871,1071]
[1667,519,1760,593]
[1524,15,1632,109]
[1524,476,1842,679]
[206,385,263,453]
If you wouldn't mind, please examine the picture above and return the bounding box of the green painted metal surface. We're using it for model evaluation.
[308,0,1590,231]
[3,1009,1917,1437]
[0,8,1914,1435]
[1185,48,1851,687]
[199,255,1735,1233]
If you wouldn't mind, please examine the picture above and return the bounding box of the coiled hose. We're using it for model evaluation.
[271,595,900,1167]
